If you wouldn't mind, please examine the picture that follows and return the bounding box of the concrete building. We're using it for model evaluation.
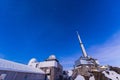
[0,58,45,80]
[28,55,63,80]
[0,55,63,80]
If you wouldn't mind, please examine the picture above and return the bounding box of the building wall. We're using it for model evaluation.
[40,67,63,80]
[38,60,63,80]
[51,67,63,80]
[0,70,45,80]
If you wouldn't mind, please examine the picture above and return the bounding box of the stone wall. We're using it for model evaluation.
[91,71,108,80]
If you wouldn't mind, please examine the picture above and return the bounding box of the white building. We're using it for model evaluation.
[0,58,45,80]
[28,55,63,80]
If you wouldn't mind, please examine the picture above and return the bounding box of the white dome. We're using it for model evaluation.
[28,58,37,65]
[48,55,56,60]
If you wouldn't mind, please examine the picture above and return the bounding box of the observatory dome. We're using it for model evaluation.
[48,55,56,60]
[28,58,37,65]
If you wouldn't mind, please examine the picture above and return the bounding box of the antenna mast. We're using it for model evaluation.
[76,31,88,57]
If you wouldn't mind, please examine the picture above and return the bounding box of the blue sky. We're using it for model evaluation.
[0,0,120,69]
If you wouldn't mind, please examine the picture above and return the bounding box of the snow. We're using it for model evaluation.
[103,70,120,80]
[75,75,85,80]
[68,70,120,80]
[0,58,45,74]
[89,76,95,80]
[74,75,95,80]
[68,70,73,76]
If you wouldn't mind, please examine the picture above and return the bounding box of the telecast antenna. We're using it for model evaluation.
[76,31,88,57]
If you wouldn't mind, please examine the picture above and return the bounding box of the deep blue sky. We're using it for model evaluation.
[0,0,120,65]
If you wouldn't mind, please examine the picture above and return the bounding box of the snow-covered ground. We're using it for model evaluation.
[75,75,85,80]
[103,70,120,80]
[68,70,95,80]
[68,70,120,80]
[74,75,95,80]
[89,76,95,80]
